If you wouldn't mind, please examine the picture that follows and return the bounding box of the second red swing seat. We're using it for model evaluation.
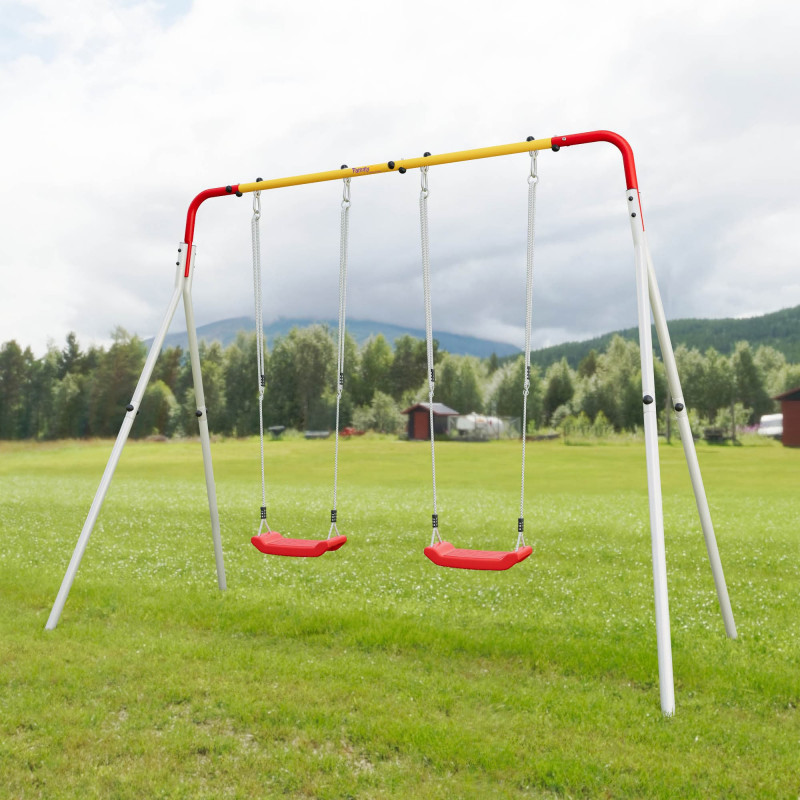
[424,541,533,571]
[251,532,347,557]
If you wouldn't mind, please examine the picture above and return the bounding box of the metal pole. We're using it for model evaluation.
[182,244,226,590]
[627,190,675,716]
[644,245,737,639]
[46,260,186,630]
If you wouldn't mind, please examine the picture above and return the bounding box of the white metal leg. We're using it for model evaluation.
[644,243,737,639]
[182,245,226,591]
[627,191,675,716]
[46,263,186,630]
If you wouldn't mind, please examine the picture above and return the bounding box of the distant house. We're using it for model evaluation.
[772,387,800,447]
[402,402,459,440]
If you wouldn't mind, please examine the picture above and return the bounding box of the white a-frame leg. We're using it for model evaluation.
[645,247,737,640]
[45,245,226,630]
[626,190,737,716]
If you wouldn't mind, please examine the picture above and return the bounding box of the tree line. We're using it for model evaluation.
[1,325,799,441]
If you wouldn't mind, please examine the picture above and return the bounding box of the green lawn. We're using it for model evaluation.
[1,436,798,798]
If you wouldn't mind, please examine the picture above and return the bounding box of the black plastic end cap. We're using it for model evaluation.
[526,135,535,142]
[398,166,406,174]
[423,152,431,157]
[340,165,348,170]
[643,395,654,405]
[387,161,395,169]
[674,402,685,412]
[225,185,232,193]
[551,144,561,152]
[235,191,243,197]
[126,403,134,412]
[256,177,263,182]
[195,409,203,418]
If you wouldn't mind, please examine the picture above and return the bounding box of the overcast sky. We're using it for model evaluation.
[1,0,798,356]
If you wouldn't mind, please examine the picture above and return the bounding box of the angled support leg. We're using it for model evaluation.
[182,244,226,590]
[46,261,185,630]
[645,245,737,639]
[627,191,675,716]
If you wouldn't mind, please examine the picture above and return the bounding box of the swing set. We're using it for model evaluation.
[46,130,738,716]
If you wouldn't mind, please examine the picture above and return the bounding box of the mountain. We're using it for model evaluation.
[148,304,800,365]
[528,305,800,370]
[151,316,521,358]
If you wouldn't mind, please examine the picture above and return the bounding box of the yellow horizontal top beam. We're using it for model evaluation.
[236,137,553,195]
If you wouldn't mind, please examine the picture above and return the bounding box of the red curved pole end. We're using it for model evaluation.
[551,130,638,190]
[183,185,239,276]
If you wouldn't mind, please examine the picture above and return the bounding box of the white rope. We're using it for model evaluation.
[251,188,270,536]
[517,150,538,550]
[419,165,442,547]
[329,178,351,540]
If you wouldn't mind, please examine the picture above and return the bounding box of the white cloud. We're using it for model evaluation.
[1,0,799,355]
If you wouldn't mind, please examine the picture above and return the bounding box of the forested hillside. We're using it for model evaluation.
[530,304,800,369]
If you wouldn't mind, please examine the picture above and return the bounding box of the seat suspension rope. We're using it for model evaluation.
[251,182,270,536]
[329,175,351,539]
[419,162,442,547]
[517,146,539,551]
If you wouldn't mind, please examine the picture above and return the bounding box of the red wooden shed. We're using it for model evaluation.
[402,402,459,441]
[773,387,800,447]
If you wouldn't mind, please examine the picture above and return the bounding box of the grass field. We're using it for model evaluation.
[1,435,798,798]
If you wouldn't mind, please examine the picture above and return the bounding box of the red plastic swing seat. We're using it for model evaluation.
[424,541,533,571]
[251,532,347,557]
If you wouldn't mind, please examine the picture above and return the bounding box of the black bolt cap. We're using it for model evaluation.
[551,144,560,152]
[631,212,637,217]
[340,165,347,170]
[643,395,654,405]
[256,177,262,182]
[399,166,406,174]
[126,404,134,412]
[225,185,232,193]
[423,152,431,157]
[674,402,685,412]
[195,410,203,418]
[236,191,243,197]
[526,135,535,142]
[388,161,395,169]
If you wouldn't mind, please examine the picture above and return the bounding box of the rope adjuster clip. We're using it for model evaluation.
[528,150,539,186]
